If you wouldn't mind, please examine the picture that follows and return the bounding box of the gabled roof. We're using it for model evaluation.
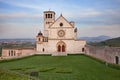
[49,14,73,28]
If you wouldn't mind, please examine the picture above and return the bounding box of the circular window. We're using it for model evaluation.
[58,30,65,37]
[60,23,63,26]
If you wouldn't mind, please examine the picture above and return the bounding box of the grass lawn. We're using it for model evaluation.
[0,68,30,80]
[0,55,120,80]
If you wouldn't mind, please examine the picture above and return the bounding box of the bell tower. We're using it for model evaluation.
[44,11,55,37]
[36,31,43,44]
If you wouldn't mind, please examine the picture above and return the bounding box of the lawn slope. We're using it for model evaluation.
[0,68,30,80]
[0,55,120,80]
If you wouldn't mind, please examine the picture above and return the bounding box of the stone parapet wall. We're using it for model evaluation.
[2,47,35,58]
[85,45,120,64]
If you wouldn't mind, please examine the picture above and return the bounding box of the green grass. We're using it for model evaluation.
[0,68,30,80]
[0,55,120,80]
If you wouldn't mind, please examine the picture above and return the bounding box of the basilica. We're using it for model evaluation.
[2,10,86,57]
[36,11,86,55]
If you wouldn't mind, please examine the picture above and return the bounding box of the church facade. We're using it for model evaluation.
[36,11,86,55]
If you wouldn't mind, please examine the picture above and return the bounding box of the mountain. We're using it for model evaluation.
[80,35,111,43]
[89,37,120,47]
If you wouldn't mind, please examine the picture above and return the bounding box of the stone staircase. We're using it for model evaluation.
[52,52,67,56]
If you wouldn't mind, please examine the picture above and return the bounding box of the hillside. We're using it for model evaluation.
[89,37,120,47]
[80,35,111,43]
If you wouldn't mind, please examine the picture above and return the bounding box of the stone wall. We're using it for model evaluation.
[2,47,35,59]
[2,45,120,65]
[85,45,120,64]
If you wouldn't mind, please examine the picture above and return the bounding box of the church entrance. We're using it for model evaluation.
[57,41,66,52]
[115,56,119,64]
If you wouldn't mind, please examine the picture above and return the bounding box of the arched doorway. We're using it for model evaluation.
[115,56,119,64]
[57,41,66,52]
[82,48,85,52]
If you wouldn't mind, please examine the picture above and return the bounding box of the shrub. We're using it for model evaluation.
[10,67,35,71]
[108,64,120,70]
[55,68,72,73]
[39,67,56,72]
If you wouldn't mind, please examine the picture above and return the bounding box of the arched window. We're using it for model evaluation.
[47,38,48,42]
[50,14,52,18]
[58,45,61,52]
[82,48,85,52]
[48,14,50,18]
[11,50,13,56]
[39,38,40,41]
[43,48,45,52]
[62,45,65,52]
[9,50,11,56]
[46,14,47,18]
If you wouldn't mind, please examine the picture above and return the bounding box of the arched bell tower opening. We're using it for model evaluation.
[57,41,66,52]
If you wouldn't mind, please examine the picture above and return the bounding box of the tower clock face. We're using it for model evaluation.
[58,30,65,37]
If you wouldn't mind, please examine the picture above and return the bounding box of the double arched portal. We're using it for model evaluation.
[57,41,66,52]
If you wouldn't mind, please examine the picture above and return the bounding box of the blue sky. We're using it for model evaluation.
[0,0,120,39]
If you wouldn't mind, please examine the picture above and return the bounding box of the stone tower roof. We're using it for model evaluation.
[38,31,43,36]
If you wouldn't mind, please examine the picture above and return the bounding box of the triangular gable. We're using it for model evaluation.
[49,15,73,28]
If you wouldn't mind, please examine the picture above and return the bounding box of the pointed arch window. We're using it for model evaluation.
[62,45,65,52]
[58,45,61,52]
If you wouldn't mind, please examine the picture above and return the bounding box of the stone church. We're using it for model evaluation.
[2,10,86,57]
[36,11,86,55]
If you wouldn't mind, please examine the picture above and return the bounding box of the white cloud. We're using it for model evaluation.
[0,12,41,18]
[104,9,120,18]
[0,0,43,10]
[78,24,120,38]
[78,9,102,18]
[64,8,103,18]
